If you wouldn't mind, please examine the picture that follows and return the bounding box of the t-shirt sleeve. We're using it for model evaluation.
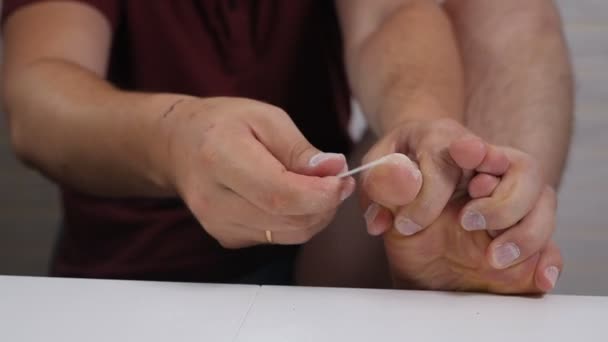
[2,0,121,30]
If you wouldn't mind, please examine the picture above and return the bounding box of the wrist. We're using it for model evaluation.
[133,93,198,196]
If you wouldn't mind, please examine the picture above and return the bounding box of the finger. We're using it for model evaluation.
[468,173,500,198]
[392,148,460,236]
[308,153,349,176]
[460,148,544,231]
[363,202,394,236]
[484,253,541,294]
[360,130,423,209]
[250,107,347,176]
[448,135,487,170]
[211,133,355,215]
[187,174,338,248]
[219,188,328,234]
[476,144,510,175]
[393,132,492,236]
[448,136,509,177]
[361,153,422,209]
[218,188,339,245]
[266,208,338,245]
[534,240,563,292]
[193,209,260,249]
[486,187,557,269]
[359,175,393,237]
[449,138,508,195]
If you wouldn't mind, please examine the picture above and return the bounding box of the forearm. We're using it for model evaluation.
[3,59,187,197]
[342,0,465,135]
[446,0,573,186]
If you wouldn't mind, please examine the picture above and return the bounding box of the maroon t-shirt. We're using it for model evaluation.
[2,0,352,282]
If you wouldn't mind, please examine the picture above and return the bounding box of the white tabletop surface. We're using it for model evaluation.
[1,276,607,342]
[0,276,257,342]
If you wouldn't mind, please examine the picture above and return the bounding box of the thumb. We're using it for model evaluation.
[252,109,347,176]
[305,151,348,177]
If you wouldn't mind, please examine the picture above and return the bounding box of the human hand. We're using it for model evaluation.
[162,97,355,248]
[360,118,509,236]
[383,188,562,293]
[358,117,563,292]
[456,146,563,291]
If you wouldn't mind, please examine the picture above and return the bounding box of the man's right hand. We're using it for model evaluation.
[383,191,562,294]
[358,118,562,293]
[159,97,355,248]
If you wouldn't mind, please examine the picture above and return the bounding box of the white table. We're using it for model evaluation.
[1,276,607,341]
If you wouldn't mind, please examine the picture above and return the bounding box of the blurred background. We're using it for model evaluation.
[0,0,607,295]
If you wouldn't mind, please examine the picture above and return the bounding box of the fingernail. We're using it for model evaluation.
[462,210,486,231]
[340,163,349,174]
[309,152,345,167]
[394,217,422,236]
[340,181,355,201]
[364,203,380,226]
[545,266,560,289]
[492,243,520,268]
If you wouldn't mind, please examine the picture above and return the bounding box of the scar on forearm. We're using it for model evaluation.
[161,99,186,119]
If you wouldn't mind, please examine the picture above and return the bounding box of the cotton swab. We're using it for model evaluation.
[337,154,394,178]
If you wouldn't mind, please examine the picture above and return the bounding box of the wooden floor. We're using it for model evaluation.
[0,0,606,295]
